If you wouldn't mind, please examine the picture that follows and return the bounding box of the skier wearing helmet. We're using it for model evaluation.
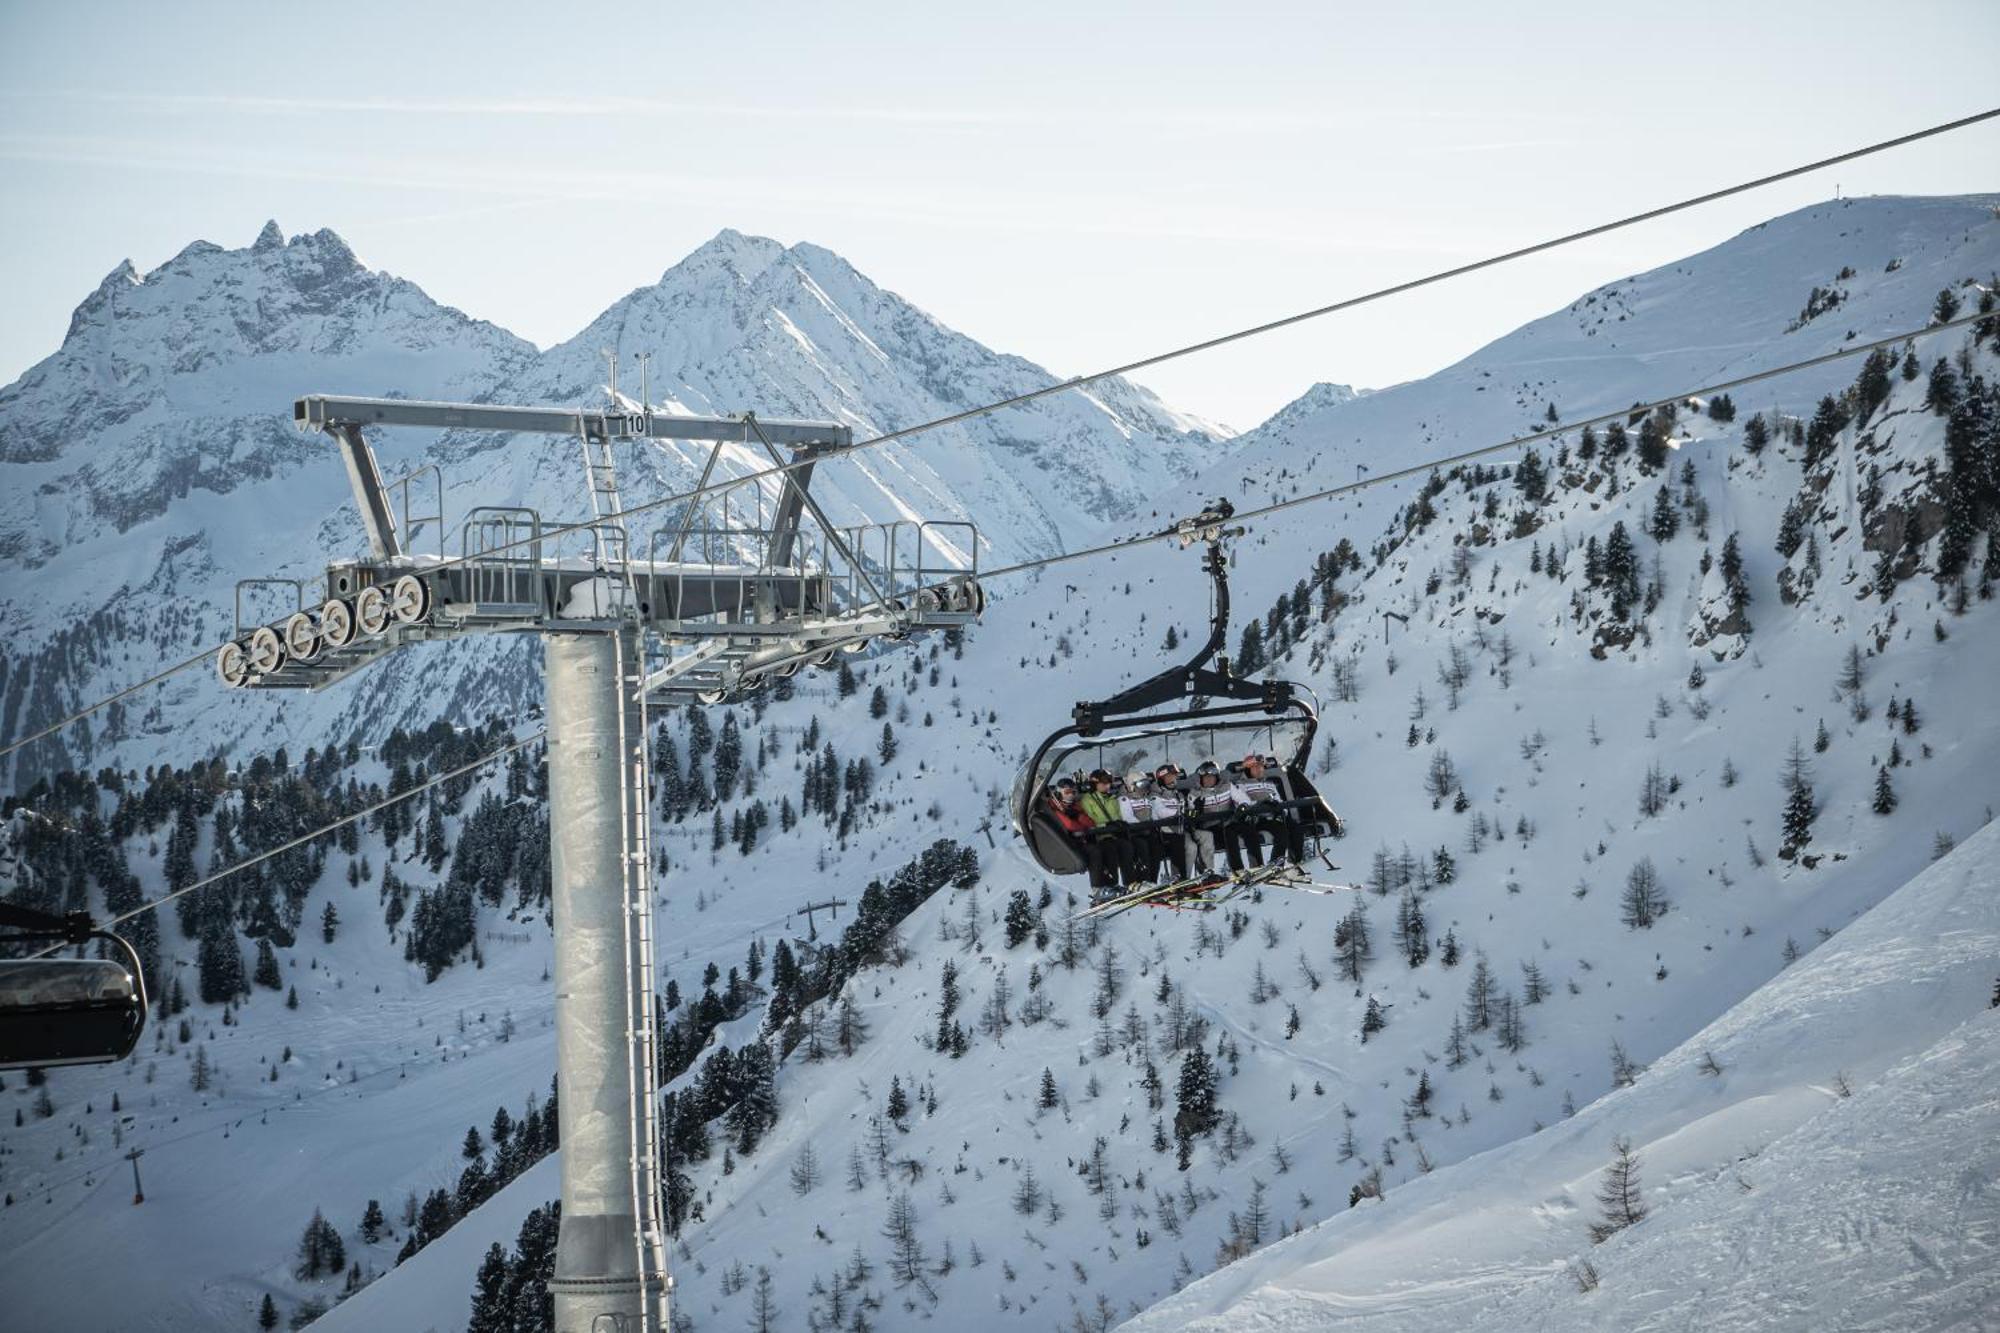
[1190,759,1241,873]
[1117,768,1164,887]
[1228,753,1306,865]
[1082,768,1135,887]
[1148,762,1191,881]
[1045,778,1118,893]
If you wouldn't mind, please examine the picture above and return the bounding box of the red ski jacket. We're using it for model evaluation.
[1045,797,1095,834]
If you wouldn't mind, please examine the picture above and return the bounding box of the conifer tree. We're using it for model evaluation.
[1334,903,1372,983]
[1621,858,1666,929]
[1720,533,1750,618]
[1803,395,1848,470]
[254,937,282,991]
[1872,764,1897,815]
[1603,522,1639,620]
[1636,414,1669,472]
[1237,621,1266,676]
[1780,736,1817,850]
[1589,1138,1648,1242]
[1648,485,1679,542]
[468,1244,509,1333]
[1514,448,1547,502]
[1463,954,1498,1030]
[258,1293,279,1330]
[1445,1011,1469,1067]
[1394,891,1429,967]
[1406,1069,1433,1117]
[1359,997,1386,1043]
[1003,890,1036,948]
[1175,1044,1219,1138]
[197,920,244,1005]
[1742,413,1769,455]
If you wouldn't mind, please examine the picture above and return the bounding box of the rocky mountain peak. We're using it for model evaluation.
[63,258,140,343]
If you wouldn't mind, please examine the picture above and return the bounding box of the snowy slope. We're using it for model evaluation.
[5,195,1999,1333]
[0,223,1230,786]
[1124,820,2000,1333]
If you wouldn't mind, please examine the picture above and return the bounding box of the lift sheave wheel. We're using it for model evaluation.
[354,584,391,637]
[247,625,287,676]
[216,640,251,688]
[389,573,431,625]
[319,597,356,650]
[284,610,322,662]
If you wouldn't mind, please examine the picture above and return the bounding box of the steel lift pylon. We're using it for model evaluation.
[221,391,982,1333]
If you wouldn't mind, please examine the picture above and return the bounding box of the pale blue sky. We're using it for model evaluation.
[2,1,1995,426]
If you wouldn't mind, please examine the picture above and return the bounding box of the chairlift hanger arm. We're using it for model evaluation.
[0,902,96,946]
[1071,500,1276,733]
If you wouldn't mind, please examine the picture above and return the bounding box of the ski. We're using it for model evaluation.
[1075,872,1230,920]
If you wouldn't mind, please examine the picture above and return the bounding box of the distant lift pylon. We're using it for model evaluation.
[215,389,984,1333]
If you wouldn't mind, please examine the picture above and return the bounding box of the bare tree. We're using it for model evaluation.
[881,1192,927,1286]
[1620,858,1666,929]
[749,1266,779,1333]
[1589,1139,1648,1242]
[789,1141,820,1196]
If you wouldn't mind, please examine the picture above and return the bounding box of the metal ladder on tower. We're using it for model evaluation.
[578,411,671,1327]
[577,417,637,616]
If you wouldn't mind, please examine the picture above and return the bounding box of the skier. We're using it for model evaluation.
[1045,779,1119,893]
[1081,769,1134,887]
[1229,753,1305,866]
[1189,759,1241,873]
[1117,768,1162,888]
[1148,762,1191,882]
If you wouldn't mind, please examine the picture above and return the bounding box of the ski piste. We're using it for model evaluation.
[1076,861,1362,920]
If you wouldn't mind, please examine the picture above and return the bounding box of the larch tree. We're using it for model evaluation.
[1589,1138,1648,1242]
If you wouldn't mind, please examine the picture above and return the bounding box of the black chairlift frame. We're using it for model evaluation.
[1014,501,1331,877]
[0,902,149,1070]
[1070,501,1293,735]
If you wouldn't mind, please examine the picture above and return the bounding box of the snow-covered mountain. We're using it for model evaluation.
[3,195,1998,1333]
[0,223,1230,785]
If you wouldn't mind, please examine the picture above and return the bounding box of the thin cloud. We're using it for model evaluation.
[1,88,1566,136]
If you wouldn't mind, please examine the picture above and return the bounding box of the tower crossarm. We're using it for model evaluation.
[295,394,851,448]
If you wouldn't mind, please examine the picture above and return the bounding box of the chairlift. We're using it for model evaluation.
[1010,500,1342,879]
[0,903,148,1070]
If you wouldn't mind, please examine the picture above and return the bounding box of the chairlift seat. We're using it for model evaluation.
[0,958,146,1070]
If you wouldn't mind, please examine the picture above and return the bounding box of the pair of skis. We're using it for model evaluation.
[1075,859,1362,920]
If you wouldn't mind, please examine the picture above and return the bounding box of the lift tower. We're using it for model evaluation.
[221,392,982,1332]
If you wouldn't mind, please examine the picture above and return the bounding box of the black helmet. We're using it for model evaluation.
[1196,760,1221,782]
[1087,768,1116,785]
